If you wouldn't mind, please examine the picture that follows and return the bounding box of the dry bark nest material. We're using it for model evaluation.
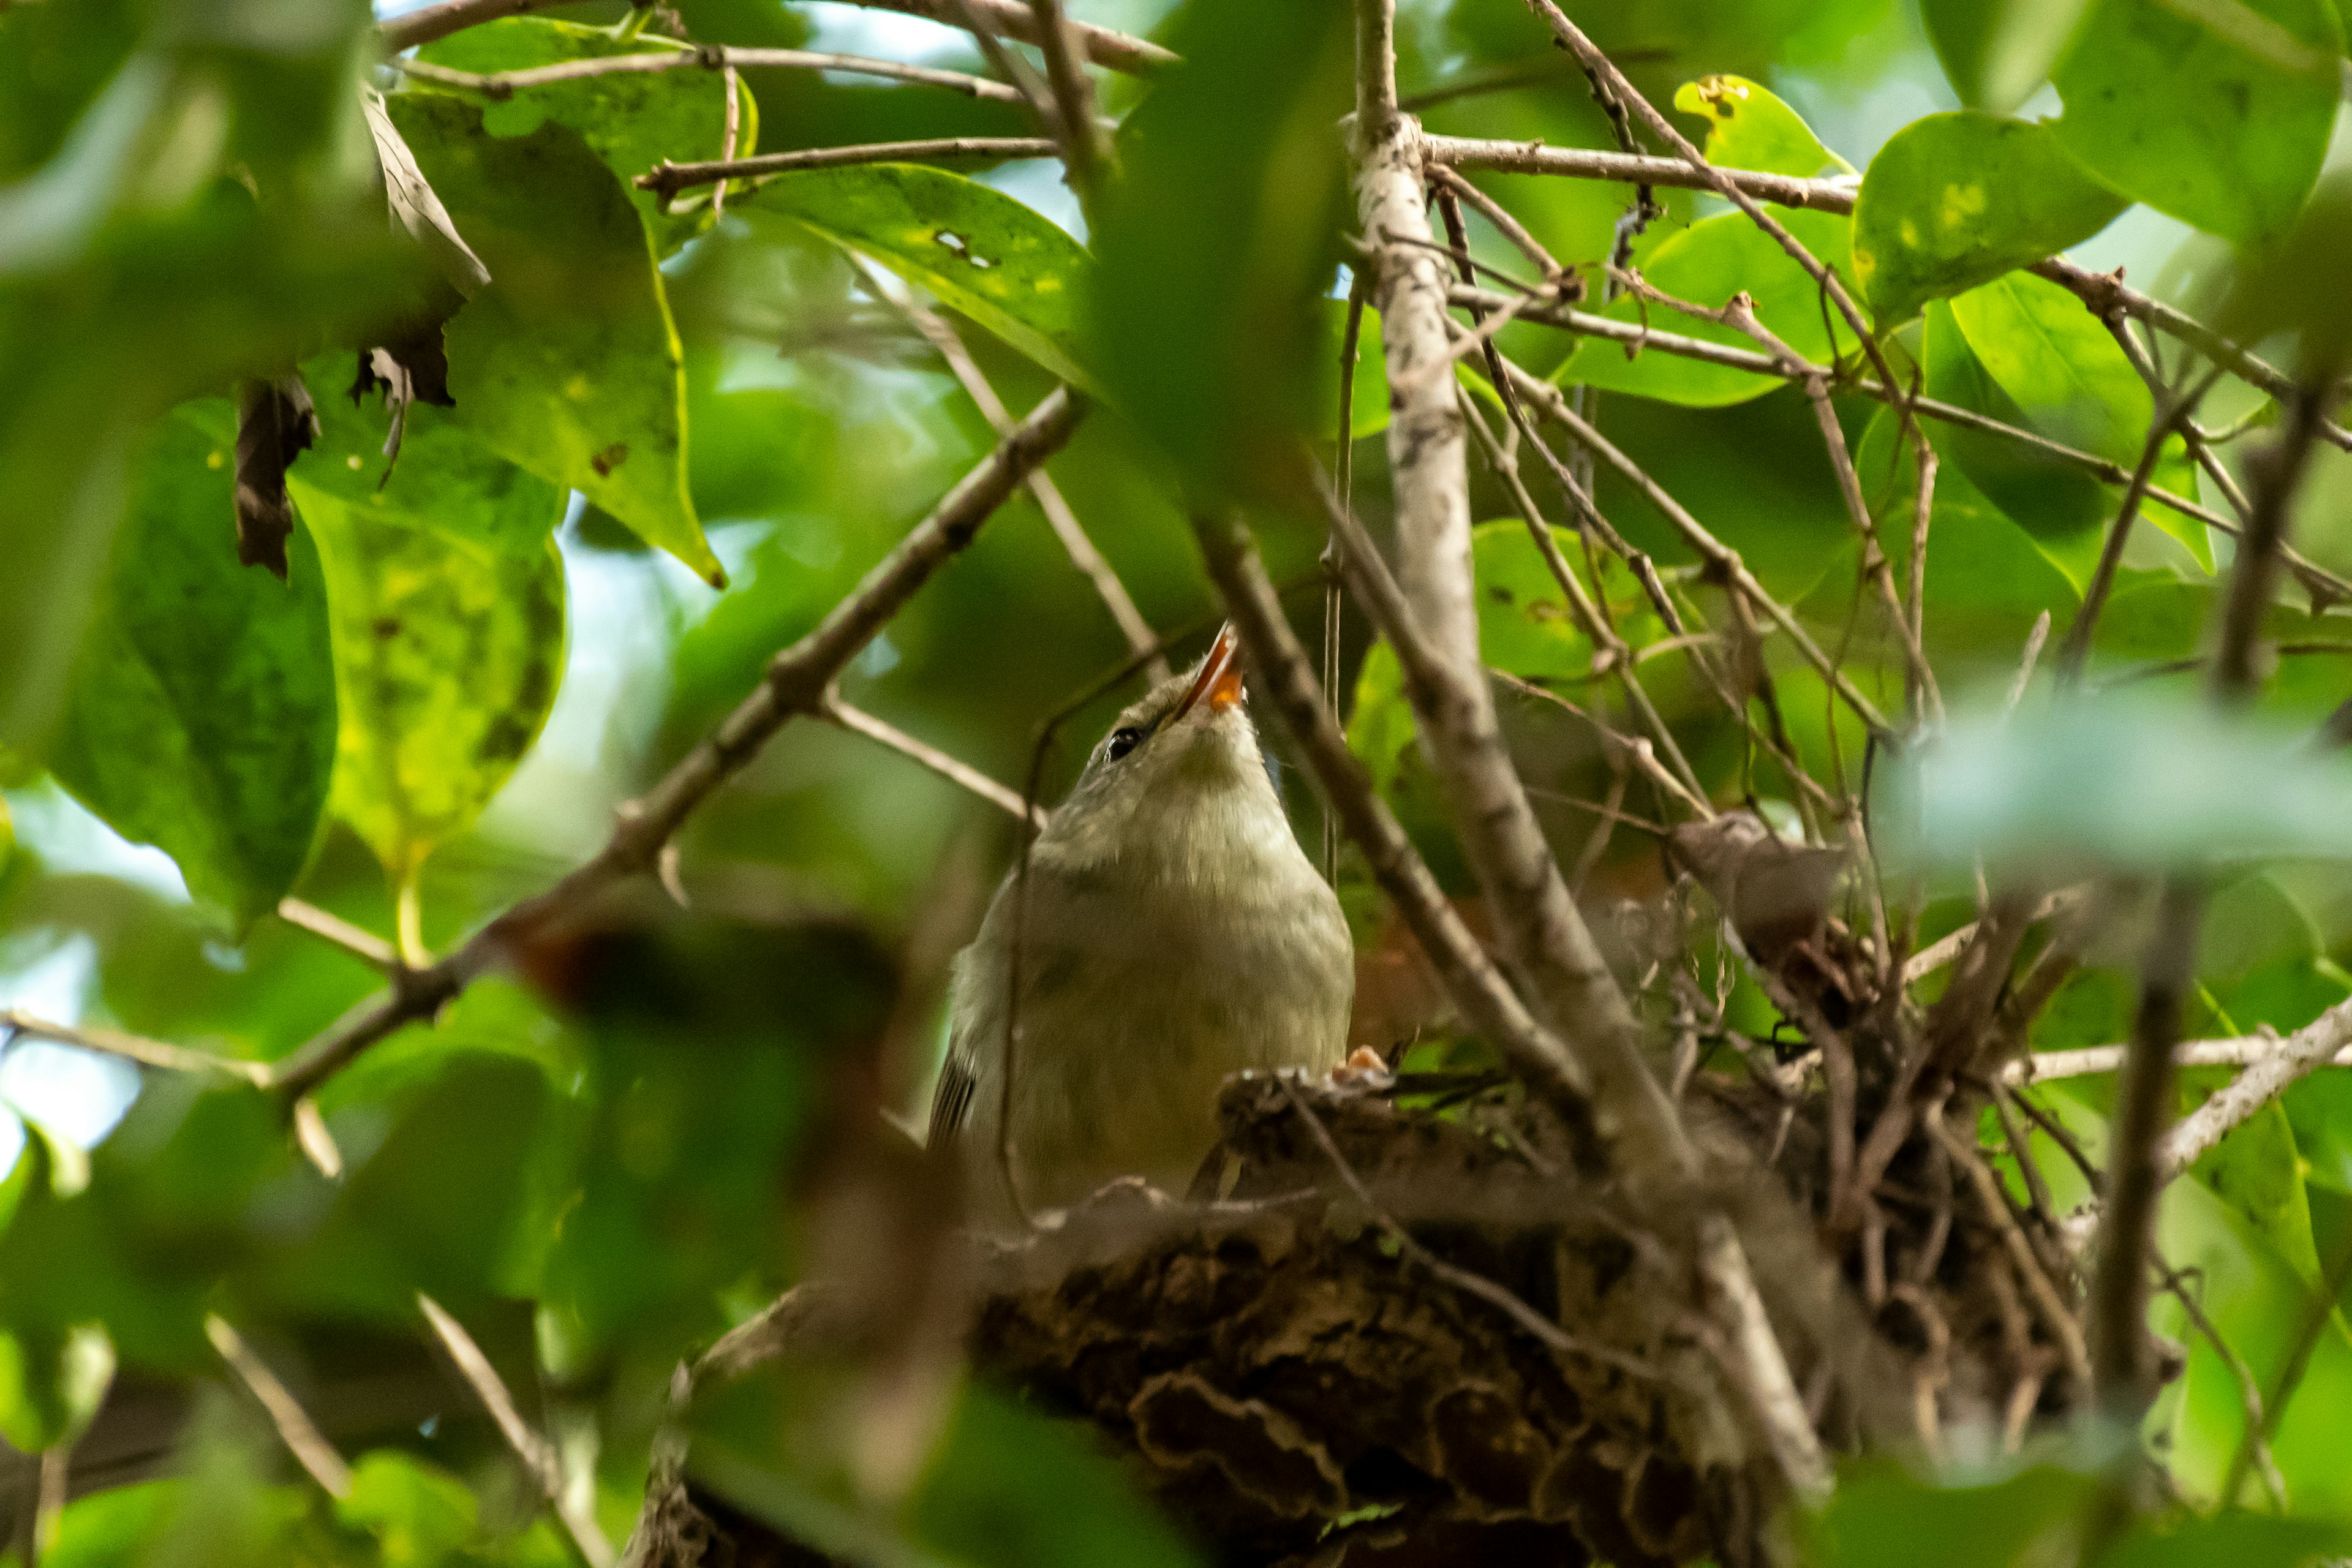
[637,1041,2099,1567]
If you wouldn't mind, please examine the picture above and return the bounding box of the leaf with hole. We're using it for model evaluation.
[48,401,337,931]
[1852,113,2126,325]
[752,162,1097,393]
[1673,75,1852,178]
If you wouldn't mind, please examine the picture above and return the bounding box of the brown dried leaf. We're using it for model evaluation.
[233,374,319,578]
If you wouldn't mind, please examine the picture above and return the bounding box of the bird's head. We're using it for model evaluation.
[1042,626,1288,878]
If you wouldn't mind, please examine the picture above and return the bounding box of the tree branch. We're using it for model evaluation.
[2161,996,2352,1177]
[205,1316,353,1500]
[263,390,1084,1103]
[1425,138,2352,456]
[638,137,1058,200]
[821,695,1043,827]
[420,1294,614,1568]
[388,45,1027,104]
[1,1009,270,1085]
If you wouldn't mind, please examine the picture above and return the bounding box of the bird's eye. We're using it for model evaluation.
[1104,726,1145,762]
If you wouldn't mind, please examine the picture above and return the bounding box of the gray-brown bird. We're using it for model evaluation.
[929,627,1355,1219]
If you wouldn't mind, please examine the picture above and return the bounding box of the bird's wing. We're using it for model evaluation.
[928,1042,978,1148]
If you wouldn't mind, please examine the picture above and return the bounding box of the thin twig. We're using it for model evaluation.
[2160,996,2352,1177]
[205,1316,353,1499]
[277,898,405,970]
[2014,1034,2352,1082]
[380,0,1177,73]
[858,261,1165,679]
[637,137,1058,200]
[387,45,1027,105]
[1025,0,1108,203]
[419,1294,615,1568]
[1930,1115,2090,1387]
[821,695,1044,826]
[0,1009,270,1085]
[2169,1261,2289,1511]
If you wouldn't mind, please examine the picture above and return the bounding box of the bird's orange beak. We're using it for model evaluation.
[1170,624,1246,723]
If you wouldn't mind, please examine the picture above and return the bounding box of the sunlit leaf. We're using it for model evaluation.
[1673,75,1852,178]
[419,17,753,252]
[751,162,1096,392]
[2052,0,2342,243]
[302,491,565,890]
[388,91,721,586]
[1921,0,2097,113]
[49,401,337,930]
[1552,207,1855,406]
[1853,113,2126,325]
[288,353,566,554]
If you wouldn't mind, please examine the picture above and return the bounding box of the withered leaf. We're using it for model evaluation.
[233,374,320,578]
[360,85,491,298]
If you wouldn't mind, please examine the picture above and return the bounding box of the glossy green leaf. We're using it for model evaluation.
[49,402,337,929]
[419,18,753,252]
[287,355,565,554]
[1945,276,2211,569]
[2052,0,2343,243]
[753,163,1097,392]
[1091,0,1354,492]
[388,91,721,586]
[1853,113,2127,325]
[1672,75,1852,178]
[302,491,565,888]
[1922,0,2097,113]
[1553,207,1855,406]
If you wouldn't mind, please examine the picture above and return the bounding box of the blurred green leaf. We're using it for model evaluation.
[1806,1457,2101,1567]
[302,492,565,892]
[1673,75,1852,178]
[1922,0,2098,113]
[2099,1511,2352,1568]
[750,164,1096,391]
[1901,697,2352,874]
[1853,113,2127,325]
[49,402,338,930]
[420,18,752,252]
[2052,0,2342,243]
[337,1449,479,1565]
[2220,171,2352,380]
[388,91,721,586]
[1091,0,1353,495]
[42,1479,175,1568]
[1553,208,1855,406]
[288,354,567,555]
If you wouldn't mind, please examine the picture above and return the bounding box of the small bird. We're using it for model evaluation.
[929,627,1355,1219]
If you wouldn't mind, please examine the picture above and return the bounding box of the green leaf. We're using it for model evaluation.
[751,162,1096,393]
[1553,207,1855,406]
[337,1449,481,1562]
[387,91,722,586]
[1473,520,1602,680]
[1946,276,2211,569]
[418,18,753,252]
[50,402,337,929]
[1853,113,2127,325]
[2101,1512,2352,1568]
[1672,75,1852,178]
[1307,297,1390,442]
[2192,1096,2324,1285]
[1922,0,2098,113]
[1091,0,1354,492]
[287,354,566,554]
[301,491,565,889]
[1853,405,2080,627]
[1807,1459,2100,1568]
[2052,0,2343,243]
